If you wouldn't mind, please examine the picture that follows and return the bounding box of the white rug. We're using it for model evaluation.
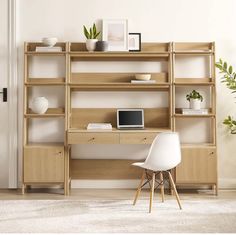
[0,198,236,233]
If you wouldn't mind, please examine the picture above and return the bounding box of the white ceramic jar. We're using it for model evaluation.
[31,97,49,114]
[190,99,201,110]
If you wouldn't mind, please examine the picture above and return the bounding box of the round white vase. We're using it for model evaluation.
[86,39,98,52]
[190,99,201,110]
[31,97,49,114]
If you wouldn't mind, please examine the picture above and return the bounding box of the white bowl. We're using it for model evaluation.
[135,74,151,81]
[42,37,58,47]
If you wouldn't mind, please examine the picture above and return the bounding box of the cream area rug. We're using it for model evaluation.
[0,198,236,233]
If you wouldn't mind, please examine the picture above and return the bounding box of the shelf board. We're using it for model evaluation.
[25,142,65,147]
[25,51,66,56]
[26,78,65,86]
[174,51,213,55]
[68,127,171,133]
[181,143,216,148]
[25,108,65,118]
[69,52,169,61]
[69,83,170,91]
[174,78,214,85]
[174,113,215,118]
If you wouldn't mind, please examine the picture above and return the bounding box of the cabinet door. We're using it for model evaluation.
[176,147,217,184]
[24,146,64,183]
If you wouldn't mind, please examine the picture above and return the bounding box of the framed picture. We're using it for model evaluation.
[128,33,141,52]
[102,19,128,51]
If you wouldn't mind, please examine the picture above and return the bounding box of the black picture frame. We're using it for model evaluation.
[128,33,141,52]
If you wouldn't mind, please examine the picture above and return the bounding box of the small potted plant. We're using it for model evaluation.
[186,90,203,110]
[83,23,100,52]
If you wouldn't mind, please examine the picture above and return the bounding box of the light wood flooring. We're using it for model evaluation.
[0,188,235,200]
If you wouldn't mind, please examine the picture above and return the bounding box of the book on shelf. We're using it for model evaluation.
[87,123,112,131]
[35,47,62,52]
[181,108,209,115]
[131,80,156,84]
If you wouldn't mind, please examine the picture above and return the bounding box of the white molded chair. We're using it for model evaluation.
[132,132,182,213]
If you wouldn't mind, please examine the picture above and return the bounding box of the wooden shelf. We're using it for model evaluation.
[26,51,66,56]
[69,52,169,61]
[181,143,216,148]
[26,78,65,86]
[25,142,65,147]
[25,108,65,118]
[69,83,170,91]
[174,78,214,86]
[174,114,215,118]
[174,51,213,55]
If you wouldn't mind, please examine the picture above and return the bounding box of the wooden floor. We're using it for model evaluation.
[0,188,235,200]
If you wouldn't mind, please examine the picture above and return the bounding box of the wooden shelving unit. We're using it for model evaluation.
[22,41,217,195]
[22,42,69,195]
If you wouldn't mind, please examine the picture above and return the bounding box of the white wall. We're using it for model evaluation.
[17,0,236,188]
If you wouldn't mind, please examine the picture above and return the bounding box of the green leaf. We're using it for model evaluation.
[219,58,223,64]
[83,26,90,39]
[215,63,222,70]
[224,62,228,69]
[94,32,100,39]
[89,28,93,39]
[229,65,233,74]
[93,23,96,36]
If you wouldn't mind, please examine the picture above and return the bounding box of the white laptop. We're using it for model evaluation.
[117,109,144,129]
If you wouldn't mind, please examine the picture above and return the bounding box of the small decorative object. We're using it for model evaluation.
[135,73,151,81]
[186,90,203,110]
[102,19,128,51]
[96,41,108,51]
[42,37,58,47]
[30,97,49,114]
[128,33,141,52]
[83,23,100,52]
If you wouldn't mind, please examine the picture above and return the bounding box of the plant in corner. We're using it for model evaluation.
[186,90,203,110]
[83,23,100,52]
[215,59,236,134]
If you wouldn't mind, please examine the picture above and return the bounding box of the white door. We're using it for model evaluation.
[0,0,17,188]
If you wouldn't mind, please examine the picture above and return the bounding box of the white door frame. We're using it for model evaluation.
[7,0,18,188]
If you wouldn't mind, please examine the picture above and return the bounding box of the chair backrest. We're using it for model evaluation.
[144,132,181,171]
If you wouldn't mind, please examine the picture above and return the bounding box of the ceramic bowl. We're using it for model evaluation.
[42,37,58,47]
[135,74,151,81]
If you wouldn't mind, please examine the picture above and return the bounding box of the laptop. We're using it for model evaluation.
[117,109,144,129]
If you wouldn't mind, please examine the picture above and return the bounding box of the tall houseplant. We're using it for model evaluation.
[215,59,236,134]
[83,23,100,52]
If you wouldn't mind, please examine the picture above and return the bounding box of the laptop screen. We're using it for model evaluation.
[117,109,144,129]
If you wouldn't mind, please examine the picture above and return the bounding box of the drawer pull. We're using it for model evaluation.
[89,137,95,141]
[56,151,62,156]
[210,152,214,155]
[143,137,147,140]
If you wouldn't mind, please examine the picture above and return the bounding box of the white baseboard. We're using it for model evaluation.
[219,178,236,189]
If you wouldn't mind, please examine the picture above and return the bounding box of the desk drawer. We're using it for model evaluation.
[120,133,157,144]
[68,132,119,144]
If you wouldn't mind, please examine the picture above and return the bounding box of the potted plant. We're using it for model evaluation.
[83,23,100,52]
[216,59,236,134]
[186,90,203,110]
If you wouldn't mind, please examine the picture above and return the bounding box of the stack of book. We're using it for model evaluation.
[131,80,156,84]
[181,108,209,115]
[35,47,62,52]
[87,123,112,131]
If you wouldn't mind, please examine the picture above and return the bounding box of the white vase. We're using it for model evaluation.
[31,97,49,114]
[190,99,201,110]
[86,39,98,52]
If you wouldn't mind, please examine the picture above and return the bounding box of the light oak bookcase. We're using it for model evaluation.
[22,41,217,195]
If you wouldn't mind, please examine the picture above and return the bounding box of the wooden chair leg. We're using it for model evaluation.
[160,171,164,202]
[133,170,146,205]
[168,171,182,210]
[149,172,155,213]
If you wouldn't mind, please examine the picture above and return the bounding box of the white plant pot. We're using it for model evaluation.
[190,99,201,110]
[31,97,49,114]
[86,39,98,52]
